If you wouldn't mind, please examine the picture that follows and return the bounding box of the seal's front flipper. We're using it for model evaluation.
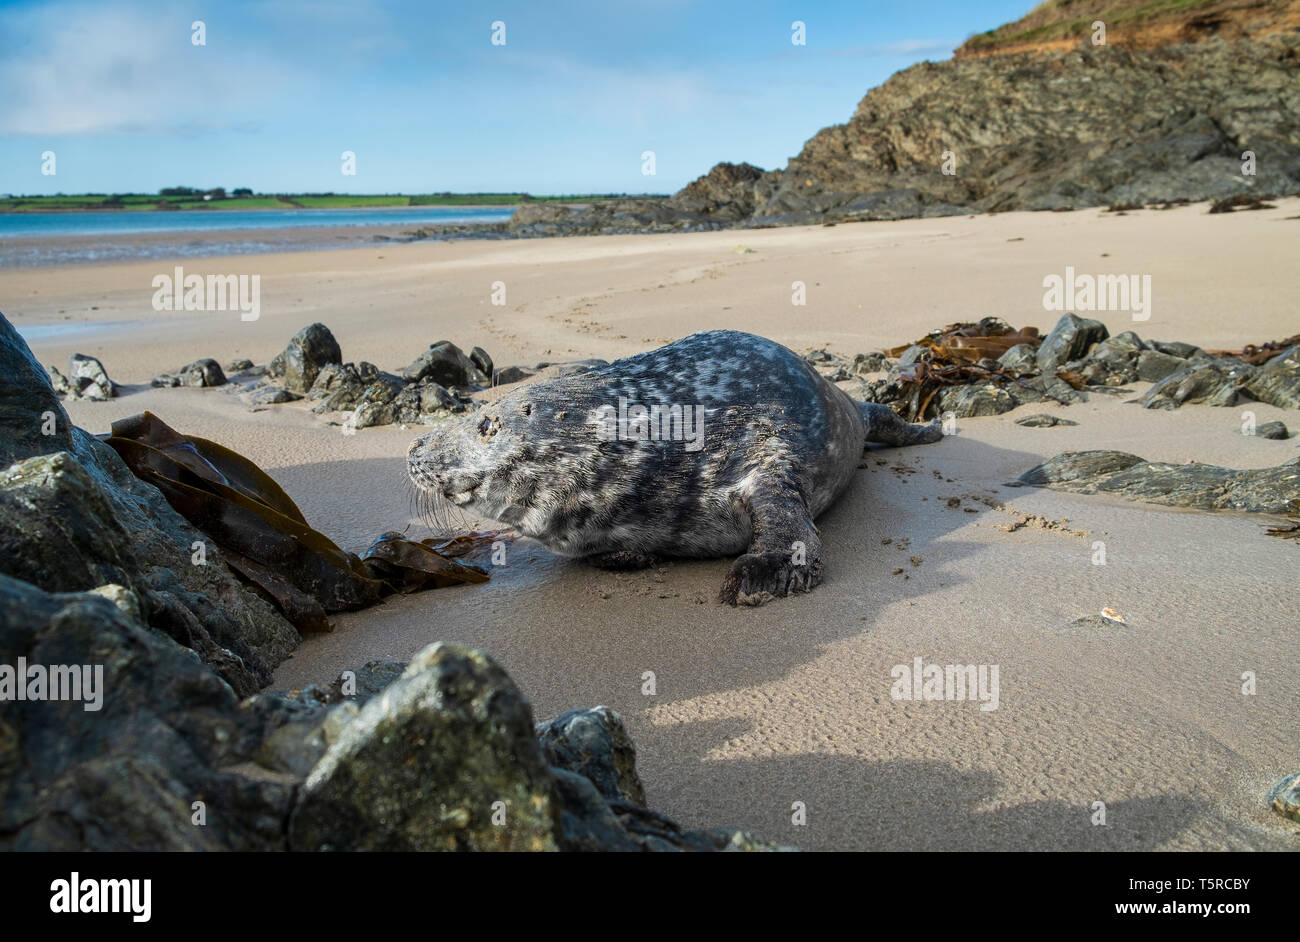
[719,479,823,606]
[860,401,943,447]
[586,550,659,571]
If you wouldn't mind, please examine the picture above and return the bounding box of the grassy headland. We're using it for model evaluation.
[0,190,665,213]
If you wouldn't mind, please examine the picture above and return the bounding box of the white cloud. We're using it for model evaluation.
[0,0,312,135]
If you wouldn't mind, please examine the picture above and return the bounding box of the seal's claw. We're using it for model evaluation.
[718,551,824,606]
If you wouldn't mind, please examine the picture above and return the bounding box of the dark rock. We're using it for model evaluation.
[401,340,487,388]
[0,312,299,695]
[153,358,226,388]
[938,383,1017,418]
[267,352,285,378]
[1136,349,1187,382]
[225,358,254,373]
[348,374,414,429]
[536,707,647,808]
[48,353,116,401]
[1240,345,1300,409]
[1255,421,1290,440]
[1015,413,1078,427]
[1141,358,1255,409]
[853,352,890,374]
[309,362,395,413]
[0,573,294,850]
[288,643,562,851]
[1010,450,1300,513]
[244,385,301,406]
[282,323,342,394]
[549,768,642,852]
[469,346,494,378]
[997,343,1038,373]
[493,365,535,385]
[1149,340,1203,359]
[1037,313,1109,371]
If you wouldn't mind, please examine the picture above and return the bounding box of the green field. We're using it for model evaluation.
[0,192,663,213]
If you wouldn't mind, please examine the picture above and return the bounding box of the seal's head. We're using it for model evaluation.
[407,392,539,523]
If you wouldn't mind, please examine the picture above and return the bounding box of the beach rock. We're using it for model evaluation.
[1255,421,1290,440]
[402,341,489,388]
[997,343,1038,373]
[0,573,294,851]
[469,346,494,378]
[1240,345,1300,410]
[288,643,561,852]
[308,362,397,413]
[282,323,342,394]
[1037,314,1109,371]
[1010,450,1300,513]
[938,383,1018,418]
[0,312,299,696]
[549,768,642,852]
[493,365,535,385]
[1078,331,1145,384]
[536,707,647,808]
[1268,772,1300,824]
[1149,340,1203,359]
[48,353,116,400]
[225,358,254,373]
[1040,374,1087,405]
[347,374,413,429]
[1015,414,1078,428]
[853,352,890,374]
[1136,349,1187,382]
[152,358,226,388]
[1141,358,1254,409]
[246,385,301,406]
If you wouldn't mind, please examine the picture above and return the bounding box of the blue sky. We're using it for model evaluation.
[0,0,1030,195]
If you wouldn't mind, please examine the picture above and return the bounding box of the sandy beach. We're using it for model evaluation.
[7,200,1299,851]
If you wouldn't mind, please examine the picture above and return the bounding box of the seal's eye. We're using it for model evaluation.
[521,403,532,417]
[478,417,493,437]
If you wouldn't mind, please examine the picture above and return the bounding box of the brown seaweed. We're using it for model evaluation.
[101,411,496,632]
[1206,334,1300,366]
[883,318,1043,420]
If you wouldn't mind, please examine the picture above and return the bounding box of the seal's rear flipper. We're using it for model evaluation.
[718,474,823,606]
[860,401,943,447]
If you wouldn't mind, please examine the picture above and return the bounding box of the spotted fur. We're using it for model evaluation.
[408,330,941,605]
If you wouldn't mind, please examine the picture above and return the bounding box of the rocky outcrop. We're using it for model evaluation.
[502,4,1300,237]
[282,323,342,394]
[1009,450,1300,513]
[0,313,298,696]
[1,574,790,851]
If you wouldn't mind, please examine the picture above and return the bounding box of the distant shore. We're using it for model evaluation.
[0,193,660,214]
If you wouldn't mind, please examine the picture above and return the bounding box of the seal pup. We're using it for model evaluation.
[408,330,941,605]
